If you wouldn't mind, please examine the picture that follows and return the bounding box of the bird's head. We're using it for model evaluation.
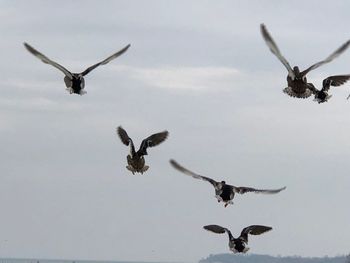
[293,66,302,78]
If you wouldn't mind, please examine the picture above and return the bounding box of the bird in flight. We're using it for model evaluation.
[204,224,272,253]
[24,42,130,95]
[308,75,350,103]
[169,159,286,207]
[117,126,169,174]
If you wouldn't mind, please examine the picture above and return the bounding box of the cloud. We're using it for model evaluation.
[108,64,243,90]
[0,79,86,111]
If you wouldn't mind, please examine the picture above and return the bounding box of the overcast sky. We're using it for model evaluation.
[1,1,350,262]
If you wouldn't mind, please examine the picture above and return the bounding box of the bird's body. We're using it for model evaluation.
[126,152,148,174]
[24,42,130,95]
[169,160,286,207]
[284,72,313,98]
[117,126,169,175]
[260,24,350,100]
[64,75,86,95]
[218,184,235,204]
[204,224,272,253]
[229,238,248,253]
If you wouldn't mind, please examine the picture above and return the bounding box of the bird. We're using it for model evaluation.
[308,75,350,103]
[117,126,169,174]
[169,160,286,207]
[203,224,272,253]
[23,42,130,95]
[260,24,350,99]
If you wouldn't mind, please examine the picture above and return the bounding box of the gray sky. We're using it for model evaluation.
[1,0,350,262]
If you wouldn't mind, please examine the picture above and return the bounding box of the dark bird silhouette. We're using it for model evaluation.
[260,24,350,99]
[169,160,286,207]
[308,75,350,103]
[117,126,168,174]
[204,224,272,253]
[24,42,130,95]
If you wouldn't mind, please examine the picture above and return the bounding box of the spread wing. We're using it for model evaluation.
[116,126,135,155]
[81,44,131,76]
[306,83,318,94]
[322,75,350,92]
[138,130,168,155]
[260,24,295,79]
[203,225,233,239]
[169,160,218,187]
[116,126,131,146]
[240,225,272,242]
[233,186,286,195]
[301,40,350,76]
[24,42,73,78]
[203,224,227,233]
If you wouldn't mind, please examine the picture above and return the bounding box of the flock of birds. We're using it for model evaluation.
[260,24,350,103]
[22,24,350,254]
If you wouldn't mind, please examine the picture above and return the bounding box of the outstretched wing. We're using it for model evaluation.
[203,224,227,234]
[234,186,286,195]
[301,40,350,76]
[169,160,218,187]
[138,130,168,155]
[260,24,295,79]
[24,42,73,78]
[240,225,272,242]
[322,75,350,92]
[203,225,233,240]
[116,126,131,146]
[116,126,135,155]
[81,44,131,76]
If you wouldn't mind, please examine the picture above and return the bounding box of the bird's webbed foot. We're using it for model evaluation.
[66,87,74,94]
[224,200,233,207]
[140,165,149,174]
[126,165,136,175]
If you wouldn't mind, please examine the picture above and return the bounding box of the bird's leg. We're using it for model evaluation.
[126,165,136,175]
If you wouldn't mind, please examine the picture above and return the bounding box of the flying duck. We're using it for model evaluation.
[117,126,169,174]
[169,160,286,207]
[24,42,130,95]
[203,224,272,253]
[308,75,350,103]
[260,24,350,99]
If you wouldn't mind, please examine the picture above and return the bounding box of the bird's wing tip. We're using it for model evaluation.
[169,159,177,166]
